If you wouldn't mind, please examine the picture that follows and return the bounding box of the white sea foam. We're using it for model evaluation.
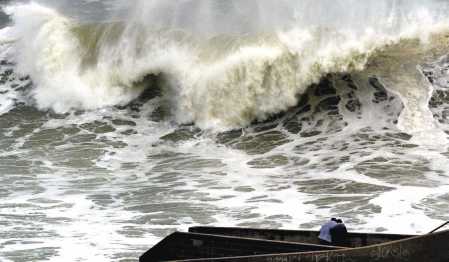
[2,3,449,261]
[0,26,30,114]
[2,1,449,132]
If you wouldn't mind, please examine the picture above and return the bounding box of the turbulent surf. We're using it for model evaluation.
[1,0,449,130]
[1,1,449,261]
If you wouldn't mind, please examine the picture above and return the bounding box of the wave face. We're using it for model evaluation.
[3,1,449,262]
[1,1,449,131]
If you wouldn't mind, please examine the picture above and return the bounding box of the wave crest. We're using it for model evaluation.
[2,1,449,131]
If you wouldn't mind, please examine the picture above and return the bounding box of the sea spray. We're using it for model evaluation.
[2,2,449,261]
[2,0,449,131]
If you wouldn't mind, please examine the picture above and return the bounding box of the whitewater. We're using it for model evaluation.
[1,0,449,261]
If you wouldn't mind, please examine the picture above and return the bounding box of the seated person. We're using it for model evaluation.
[330,219,349,246]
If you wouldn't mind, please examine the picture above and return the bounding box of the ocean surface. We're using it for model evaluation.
[1,0,449,261]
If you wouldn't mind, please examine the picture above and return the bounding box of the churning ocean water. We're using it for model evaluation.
[1,0,449,261]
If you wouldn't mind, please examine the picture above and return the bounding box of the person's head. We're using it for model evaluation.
[336,219,343,224]
[331,218,337,222]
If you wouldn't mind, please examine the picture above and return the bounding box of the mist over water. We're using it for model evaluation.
[1,0,449,261]
[2,0,448,130]
[125,0,448,35]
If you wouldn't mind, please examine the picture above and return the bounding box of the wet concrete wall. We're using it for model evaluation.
[139,232,339,262]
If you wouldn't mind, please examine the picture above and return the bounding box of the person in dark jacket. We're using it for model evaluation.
[330,219,348,246]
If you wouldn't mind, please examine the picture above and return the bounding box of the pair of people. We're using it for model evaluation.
[318,218,348,246]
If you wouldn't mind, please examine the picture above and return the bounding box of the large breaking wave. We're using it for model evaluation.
[1,0,449,131]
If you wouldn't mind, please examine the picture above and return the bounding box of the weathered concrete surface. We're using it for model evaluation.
[179,229,449,262]
[139,232,341,262]
[189,227,414,248]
